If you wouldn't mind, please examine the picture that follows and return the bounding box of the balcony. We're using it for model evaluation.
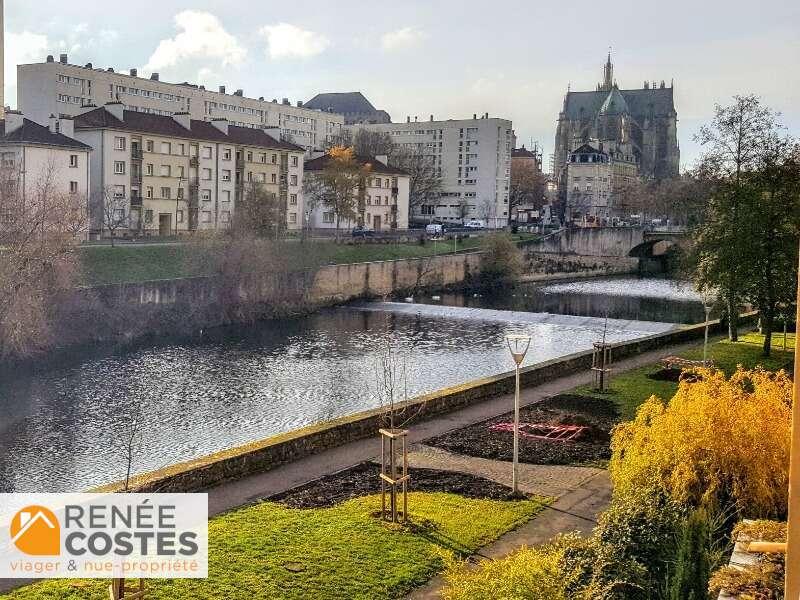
[130,195,142,207]
[131,173,143,185]
[131,147,143,160]
[391,186,399,196]
[189,156,199,168]
[235,156,245,170]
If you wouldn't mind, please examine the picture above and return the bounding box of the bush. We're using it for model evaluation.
[478,233,524,288]
[610,367,792,517]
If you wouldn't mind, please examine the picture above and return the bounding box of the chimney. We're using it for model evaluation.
[234,89,243,97]
[130,68,138,77]
[259,96,264,101]
[414,116,418,122]
[59,53,68,64]
[430,115,434,121]
[107,67,114,73]
[473,113,477,120]
[48,114,58,133]
[46,55,54,63]
[59,115,75,138]
[85,62,92,69]
[282,98,290,105]
[219,85,226,94]
[406,116,410,123]
[104,101,124,121]
[150,72,159,81]
[297,100,303,107]
[172,112,191,130]
[211,118,229,135]
[4,110,24,134]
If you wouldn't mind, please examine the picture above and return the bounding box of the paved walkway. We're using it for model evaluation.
[207,337,700,515]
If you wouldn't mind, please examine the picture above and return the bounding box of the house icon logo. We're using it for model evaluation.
[9,505,60,556]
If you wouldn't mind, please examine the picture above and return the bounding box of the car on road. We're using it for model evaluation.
[351,227,375,238]
[425,223,445,235]
[464,219,485,229]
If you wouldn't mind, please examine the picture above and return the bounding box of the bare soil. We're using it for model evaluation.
[425,394,619,466]
[270,461,517,508]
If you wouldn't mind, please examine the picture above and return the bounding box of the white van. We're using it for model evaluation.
[464,219,485,229]
[425,223,444,235]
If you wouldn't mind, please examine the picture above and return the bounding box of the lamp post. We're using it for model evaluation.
[700,287,715,365]
[506,334,531,496]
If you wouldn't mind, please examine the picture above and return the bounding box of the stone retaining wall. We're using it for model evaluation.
[103,316,741,495]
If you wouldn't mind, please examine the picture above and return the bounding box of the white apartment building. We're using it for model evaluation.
[72,102,305,237]
[0,110,91,205]
[346,114,514,228]
[304,153,410,232]
[17,54,344,153]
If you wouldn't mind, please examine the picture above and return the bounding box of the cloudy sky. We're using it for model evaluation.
[5,0,799,169]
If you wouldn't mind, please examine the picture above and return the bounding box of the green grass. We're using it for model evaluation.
[2,492,547,600]
[79,234,540,286]
[571,333,795,421]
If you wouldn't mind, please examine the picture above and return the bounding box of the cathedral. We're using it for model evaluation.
[553,54,680,188]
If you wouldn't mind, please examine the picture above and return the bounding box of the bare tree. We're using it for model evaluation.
[96,185,129,247]
[233,182,285,239]
[0,157,87,358]
[352,129,394,157]
[509,160,546,222]
[390,146,442,213]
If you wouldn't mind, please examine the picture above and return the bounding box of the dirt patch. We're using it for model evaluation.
[426,394,619,466]
[270,461,517,508]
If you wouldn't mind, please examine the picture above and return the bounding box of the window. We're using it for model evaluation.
[322,212,334,223]
[114,161,126,175]
[291,156,298,167]
[222,191,231,203]
[145,210,153,223]
[161,187,171,199]
[258,173,266,183]
[260,153,267,163]
[161,142,171,154]
[202,168,212,180]
[177,166,185,178]
[222,170,231,182]
[202,146,212,159]
[177,144,185,156]
[145,163,154,176]
[145,140,154,152]
[201,211,212,223]
[115,137,126,151]
[288,212,297,224]
[290,175,297,186]
[177,188,184,199]
[223,148,232,161]
[202,189,211,201]
[289,194,297,206]
[247,152,253,162]
[146,186,153,199]
[271,173,277,184]
[69,155,78,168]
[69,181,78,194]
[113,185,125,198]
[220,211,230,223]
[160,165,171,177]
[176,210,184,223]
[271,154,277,164]
[375,178,382,188]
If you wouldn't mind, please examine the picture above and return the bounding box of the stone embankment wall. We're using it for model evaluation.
[101,317,736,495]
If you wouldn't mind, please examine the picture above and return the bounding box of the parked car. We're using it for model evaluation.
[464,219,485,229]
[425,223,445,235]
[351,227,375,238]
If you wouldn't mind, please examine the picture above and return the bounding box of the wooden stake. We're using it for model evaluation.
[785,246,800,599]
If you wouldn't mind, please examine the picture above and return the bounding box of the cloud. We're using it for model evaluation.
[259,23,329,59]
[4,31,49,107]
[143,11,246,72]
[381,27,426,52]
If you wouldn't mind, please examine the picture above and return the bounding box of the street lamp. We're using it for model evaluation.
[700,287,715,365]
[506,333,531,496]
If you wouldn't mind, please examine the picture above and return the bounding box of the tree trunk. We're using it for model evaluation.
[727,294,739,342]
[762,305,773,357]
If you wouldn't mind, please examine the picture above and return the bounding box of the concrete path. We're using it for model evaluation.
[206,337,700,515]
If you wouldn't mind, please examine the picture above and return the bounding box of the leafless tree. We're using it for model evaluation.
[96,185,129,247]
[390,146,442,213]
[353,129,394,157]
[0,157,87,358]
[233,182,285,239]
[372,334,425,430]
[509,160,546,222]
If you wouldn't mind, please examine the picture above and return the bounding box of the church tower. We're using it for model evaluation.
[598,52,614,92]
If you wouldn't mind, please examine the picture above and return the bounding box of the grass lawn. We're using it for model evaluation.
[79,234,539,286]
[2,492,547,600]
[571,332,795,421]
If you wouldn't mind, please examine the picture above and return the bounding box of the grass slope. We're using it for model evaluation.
[571,333,795,420]
[2,493,546,600]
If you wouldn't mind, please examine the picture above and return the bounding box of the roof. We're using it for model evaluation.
[512,147,538,159]
[0,118,92,150]
[305,92,377,114]
[304,153,408,176]
[570,143,607,156]
[563,86,675,119]
[73,107,304,152]
[599,87,630,115]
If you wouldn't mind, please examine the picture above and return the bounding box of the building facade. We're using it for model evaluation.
[73,103,305,237]
[304,153,409,231]
[347,115,514,228]
[17,54,344,153]
[0,110,91,206]
[553,54,679,190]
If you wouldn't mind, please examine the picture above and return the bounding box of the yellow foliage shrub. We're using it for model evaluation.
[610,367,792,516]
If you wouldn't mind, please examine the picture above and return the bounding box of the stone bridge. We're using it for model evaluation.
[525,227,689,259]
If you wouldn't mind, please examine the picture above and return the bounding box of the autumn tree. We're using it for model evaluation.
[509,160,546,222]
[0,158,87,358]
[692,95,783,341]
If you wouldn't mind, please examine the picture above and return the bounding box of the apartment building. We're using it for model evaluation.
[0,110,91,203]
[17,54,344,153]
[346,114,514,228]
[304,153,409,231]
[72,102,305,237]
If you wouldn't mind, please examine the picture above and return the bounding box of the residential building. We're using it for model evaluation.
[0,110,91,207]
[564,140,638,224]
[72,102,305,237]
[305,92,391,125]
[17,54,344,153]
[553,53,679,196]
[304,153,409,232]
[347,114,514,228]
[511,144,544,223]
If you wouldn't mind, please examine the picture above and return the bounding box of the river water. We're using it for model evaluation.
[0,276,703,493]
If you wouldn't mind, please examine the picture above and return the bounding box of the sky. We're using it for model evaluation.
[4,0,799,171]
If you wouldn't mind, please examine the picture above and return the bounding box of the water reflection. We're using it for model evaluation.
[0,276,700,493]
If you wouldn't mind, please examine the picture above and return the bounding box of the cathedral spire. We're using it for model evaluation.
[601,49,614,92]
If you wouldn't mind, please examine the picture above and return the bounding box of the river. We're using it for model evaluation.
[0,276,704,493]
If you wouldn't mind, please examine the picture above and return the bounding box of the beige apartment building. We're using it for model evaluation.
[73,102,305,237]
[17,54,344,153]
[0,110,91,208]
[304,153,410,232]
